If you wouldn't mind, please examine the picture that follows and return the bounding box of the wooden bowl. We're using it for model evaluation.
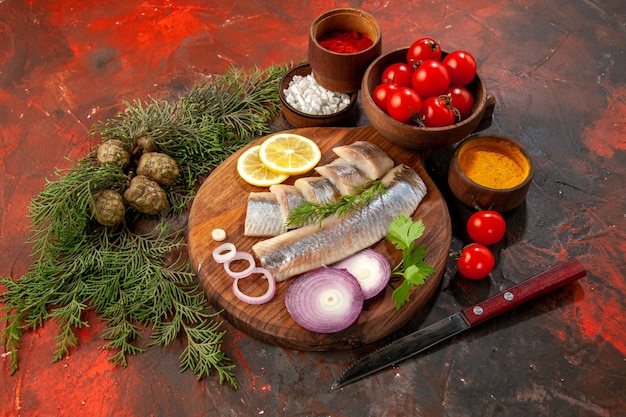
[448,135,534,212]
[308,8,382,92]
[362,47,495,150]
[279,63,358,128]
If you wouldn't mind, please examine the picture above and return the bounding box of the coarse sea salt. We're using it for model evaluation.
[284,74,351,116]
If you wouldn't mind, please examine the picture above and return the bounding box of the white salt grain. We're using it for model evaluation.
[284,74,350,116]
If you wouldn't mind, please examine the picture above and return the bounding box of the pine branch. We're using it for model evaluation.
[1,64,290,385]
[27,161,128,257]
[90,64,289,212]
[0,308,23,372]
[180,319,236,387]
[51,296,89,362]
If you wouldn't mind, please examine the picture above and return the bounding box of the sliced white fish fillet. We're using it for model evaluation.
[244,192,286,237]
[269,184,308,229]
[332,141,395,180]
[314,158,368,195]
[252,164,427,282]
[293,176,340,204]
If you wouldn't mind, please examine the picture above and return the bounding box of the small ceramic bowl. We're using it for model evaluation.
[448,135,533,212]
[361,47,495,150]
[278,63,358,128]
[308,8,382,92]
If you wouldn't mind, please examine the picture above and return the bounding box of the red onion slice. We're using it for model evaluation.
[285,267,364,333]
[224,251,256,279]
[232,267,276,305]
[212,242,236,264]
[333,248,391,299]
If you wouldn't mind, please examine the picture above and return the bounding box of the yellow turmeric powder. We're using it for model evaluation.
[458,142,529,189]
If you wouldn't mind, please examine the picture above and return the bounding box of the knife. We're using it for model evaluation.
[332,258,586,390]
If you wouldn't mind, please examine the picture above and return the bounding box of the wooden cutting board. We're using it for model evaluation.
[187,125,451,351]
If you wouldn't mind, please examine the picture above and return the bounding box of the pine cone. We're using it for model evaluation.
[136,135,155,153]
[123,175,169,215]
[97,140,131,168]
[136,152,180,186]
[91,189,126,226]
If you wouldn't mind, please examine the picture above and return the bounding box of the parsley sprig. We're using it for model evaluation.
[386,215,435,310]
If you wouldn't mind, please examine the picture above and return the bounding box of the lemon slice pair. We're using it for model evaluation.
[237,133,321,187]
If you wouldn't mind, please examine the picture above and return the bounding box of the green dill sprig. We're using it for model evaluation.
[285,179,387,227]
[1,64,290,387]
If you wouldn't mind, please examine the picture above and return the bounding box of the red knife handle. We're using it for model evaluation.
[461,258,586,327]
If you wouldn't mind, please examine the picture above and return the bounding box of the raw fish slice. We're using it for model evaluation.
[244,192,286,237]
[252,164,427,282]
[269,184,308,229]
[314,158,369,195]
[293,177,340,205]
[332,141,395,180]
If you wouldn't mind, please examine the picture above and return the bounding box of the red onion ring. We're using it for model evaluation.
[285,267,364,333]
[224,251,256,279]
[232,267,276,305]
[212,242,236,264]
[333,248,391,299]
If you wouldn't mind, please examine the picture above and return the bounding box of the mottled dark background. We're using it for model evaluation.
[1,1,624,416]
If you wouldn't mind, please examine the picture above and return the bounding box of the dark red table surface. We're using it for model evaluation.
[1,1,625,416]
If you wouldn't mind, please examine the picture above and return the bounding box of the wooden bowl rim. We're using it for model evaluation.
[451,134,535,192]
[309,7,382,56]
[279,62,358,120]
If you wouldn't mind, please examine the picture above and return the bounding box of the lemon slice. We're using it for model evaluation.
[259,133,322,175]
[236,145,289,187]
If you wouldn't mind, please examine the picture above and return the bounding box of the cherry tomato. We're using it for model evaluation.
[467,210,506,245]
[406,37,442,66]
[418,95,456,127]
[442,51,477,86]
[456,244,495,280]
[381,63,414,88]
[387,87,422,124]
[411,60,450,99]
[372,82,400,113]
[445,85,474,119]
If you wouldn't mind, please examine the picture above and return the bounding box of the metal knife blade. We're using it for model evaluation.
[332,258,586,390]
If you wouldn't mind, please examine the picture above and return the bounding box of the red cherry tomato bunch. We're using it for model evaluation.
[456,211,506,280]
[372,37,477,127]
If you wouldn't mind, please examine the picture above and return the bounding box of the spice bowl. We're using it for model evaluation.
[279,62,358,128]
[361,47,496,150]
[308,8,382,92]
[448,135,533,212]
